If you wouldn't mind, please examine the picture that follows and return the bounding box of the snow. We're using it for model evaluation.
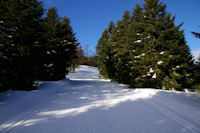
[149,68,154,73]
[147,68,154,76]
[1,56,8,60]
[52,50,57,53]
[157,61,163,65]
[0,21,3,23]
[134,40,142,43]
[134,55,140,59]
[65,49,69,51]
[68,42,73,44]
[173,71,179,76]
[152,73,157,79]
[132,50,135,52]
[160,51,164,54]
[142,75,146,77]
[46,51,50,55]
[146,36,151,39]
[8,35,12,38]
[34,41,39,44]
[0,65,200,133]
[63,40,67,42]
[136,33,140,35]
[147,73,151,76]
[141,53,145,56]
[44,64,53,68]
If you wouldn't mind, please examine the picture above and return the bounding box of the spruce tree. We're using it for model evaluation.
[39,7,78,80]
[96,0,195,90]
[113,11,132,83]
[128,3,147,87]
[96,29,110,78]
[39,7,59,80]
[141,0,194,90]
[96,22,116,79]
[0,0,44,91]
[54,17,78,79]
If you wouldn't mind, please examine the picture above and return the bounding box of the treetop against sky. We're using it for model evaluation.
[41,0,200,53]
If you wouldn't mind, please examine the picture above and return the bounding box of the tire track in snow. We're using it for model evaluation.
[145,100,200,133]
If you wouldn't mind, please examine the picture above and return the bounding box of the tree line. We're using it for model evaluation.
[0,0,78,91]
[96,0,200,90]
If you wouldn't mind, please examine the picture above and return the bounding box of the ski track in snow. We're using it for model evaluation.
[0,65,200,133]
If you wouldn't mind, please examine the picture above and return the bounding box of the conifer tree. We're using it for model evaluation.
[128,3,146,87]
[96,22,116,79]
[39,7,78,80]
[39,7,59,80]
[96,29,110,78]
[96,0,194,90]
[0,0,44,91]
[54,17,78,79]
[113,11,132,83]
[141,0,194,90]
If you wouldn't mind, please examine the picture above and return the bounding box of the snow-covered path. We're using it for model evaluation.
[0,65,200,133]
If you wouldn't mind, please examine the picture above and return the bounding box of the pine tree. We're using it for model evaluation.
[141,0,194,90]
[96,29,110,78]
[113,11,132,83]
[128,3,147,87]
[96,22,116,79]
[54,16,78,79]
[39,7,78,80]
[38,7,59,80]
[96,0,195,90]
[0,0,44,91]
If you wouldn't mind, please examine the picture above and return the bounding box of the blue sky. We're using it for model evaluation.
[41,0,200,56]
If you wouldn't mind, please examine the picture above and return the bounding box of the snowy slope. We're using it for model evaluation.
[0,65,200,133]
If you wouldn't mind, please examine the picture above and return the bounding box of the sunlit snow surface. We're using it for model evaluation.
[0,65,200,133]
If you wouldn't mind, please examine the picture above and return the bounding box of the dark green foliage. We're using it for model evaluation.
[39,8,78,81]
[96,21,118,79]
[0,0,44,91]
[0,2,78,91]
[191,27,200,89]
[191,31,200,39]
[96,0,195,90]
